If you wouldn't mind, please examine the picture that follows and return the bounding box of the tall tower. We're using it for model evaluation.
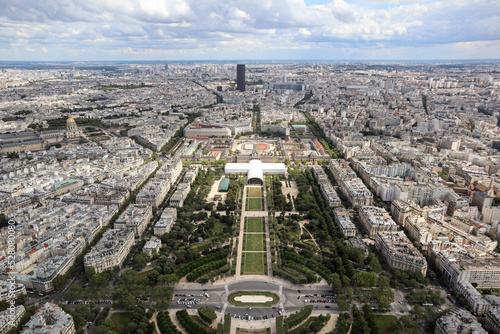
[236,64,245,92]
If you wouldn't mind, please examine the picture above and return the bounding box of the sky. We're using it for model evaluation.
[0,0,499,61]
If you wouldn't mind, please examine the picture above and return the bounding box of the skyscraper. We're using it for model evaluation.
[236,64,245,92]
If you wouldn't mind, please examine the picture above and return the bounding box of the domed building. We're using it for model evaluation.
[65,113,83,139]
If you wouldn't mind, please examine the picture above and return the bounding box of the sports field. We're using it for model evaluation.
[244,234,265,252]
[245,217,264,233]
[256,144,270,150]
[248,187,262,197]
[246,197,263,211]
[242,252,266,275]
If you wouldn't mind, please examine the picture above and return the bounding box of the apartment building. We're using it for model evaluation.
[20,303,75,334]
[114,204,152,237]
[154,208,177,236]
[341,178,373,207]
[84,229,134,274]
[359,206,398,238]
[333,207,356,237]
[435,308,486,334]
[375,231,427,275]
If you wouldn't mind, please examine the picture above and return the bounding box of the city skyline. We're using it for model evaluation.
[1,0,499,62]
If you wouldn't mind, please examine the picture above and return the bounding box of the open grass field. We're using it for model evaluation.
[245,217,265,233]
[242,252,266,275]
[213,221,224,234]
[246,197,263,211]
[243,234,265,252]
[247,187,262,197]
[111,312,133,333]
[375,315,402,334]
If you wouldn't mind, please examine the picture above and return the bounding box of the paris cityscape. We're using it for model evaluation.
[0,1,500,334]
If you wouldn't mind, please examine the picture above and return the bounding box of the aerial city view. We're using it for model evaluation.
[0,1,499,334]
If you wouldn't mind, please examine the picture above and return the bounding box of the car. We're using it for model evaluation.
[203,289,207,291]
[216,306,221,309]
[297,290,301,293]
[247,307,252,310]
[278,311,282,315]
[325,306,330,308]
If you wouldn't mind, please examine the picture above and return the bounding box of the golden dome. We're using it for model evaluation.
[67,113,76,123]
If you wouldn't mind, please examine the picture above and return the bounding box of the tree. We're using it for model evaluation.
[75,304,91,320]
[330,273,342,294]
[85,267,96,280]
[133,252,148,271]
[338,299,349,311]
[368,255,382,273]
[52,275,68,289]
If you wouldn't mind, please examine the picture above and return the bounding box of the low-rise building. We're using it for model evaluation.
[143,236,161,257]
[84,229,134,274]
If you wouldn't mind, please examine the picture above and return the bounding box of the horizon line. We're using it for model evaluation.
[1,59,500,64]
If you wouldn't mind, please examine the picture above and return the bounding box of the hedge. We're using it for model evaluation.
[176,310,211,334]
[176,249,229,279]
[276,316,284,334]
[223,314,231,334]
[157,311,182,334]
[197,265,230,283]
[186,259,227,282]
[284,305,313,329]
[198,307,217,324]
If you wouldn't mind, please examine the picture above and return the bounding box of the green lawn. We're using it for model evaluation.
[111,312,133,333]
[375,315,402,334]
[244,234,265,252]
[242,252,266,275]
[229,291,278,306]
[213,221,224,234]
[289,317,317,334]
[246,197,263,211]
[248,187,262,197]
[246,217,264,233]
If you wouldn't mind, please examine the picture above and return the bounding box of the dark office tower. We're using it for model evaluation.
[164,63,168,71]
[236,64,245,92]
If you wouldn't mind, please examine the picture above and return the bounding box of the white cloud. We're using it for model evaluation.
[0,0,498,60]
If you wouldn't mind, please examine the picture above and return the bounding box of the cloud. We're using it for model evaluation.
[0,0,498,60]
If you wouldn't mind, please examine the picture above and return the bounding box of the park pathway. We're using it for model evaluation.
[263,185,273,276]
[234,182,248,277]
